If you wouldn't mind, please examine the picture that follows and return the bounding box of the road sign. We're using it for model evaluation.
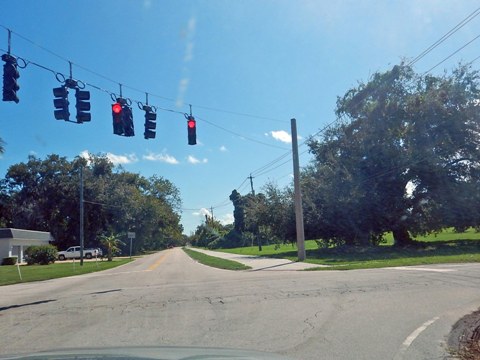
[127,232,135,239]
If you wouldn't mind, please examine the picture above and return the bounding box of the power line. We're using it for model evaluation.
[423,33,480,74]
[408,6,480,66]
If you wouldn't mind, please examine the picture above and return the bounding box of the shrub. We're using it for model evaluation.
[1,257,18,265]
[24,245,58,265]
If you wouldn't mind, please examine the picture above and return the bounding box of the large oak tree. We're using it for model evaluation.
[306,64,480,246]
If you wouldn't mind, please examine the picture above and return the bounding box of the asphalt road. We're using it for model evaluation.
[1,248,479,360]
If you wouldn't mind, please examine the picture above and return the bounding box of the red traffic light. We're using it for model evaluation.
[188,119,196,128]
[112,102,122,114]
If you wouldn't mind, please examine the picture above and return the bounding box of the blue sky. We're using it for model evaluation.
[1,0,479,234]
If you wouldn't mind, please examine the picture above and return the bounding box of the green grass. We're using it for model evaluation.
[0,258,132,286]
[183,247,251,270]
[216,229,480,270]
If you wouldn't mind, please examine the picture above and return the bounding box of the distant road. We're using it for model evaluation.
[1,248,479,360]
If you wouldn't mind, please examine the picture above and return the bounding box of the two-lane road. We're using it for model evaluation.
[1,248,479,359]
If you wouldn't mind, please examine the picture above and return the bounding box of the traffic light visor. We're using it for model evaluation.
[112,103,122,114]
[53,87,68,97]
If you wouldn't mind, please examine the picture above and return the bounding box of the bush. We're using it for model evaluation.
[24,245,58,265]
[1,256,18,265]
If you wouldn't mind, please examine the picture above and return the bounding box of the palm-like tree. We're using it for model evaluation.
[99,233,125,261]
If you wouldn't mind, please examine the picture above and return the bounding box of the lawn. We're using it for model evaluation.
[183,248,251,270]
[216,229,480,270]
[0,258,132,286]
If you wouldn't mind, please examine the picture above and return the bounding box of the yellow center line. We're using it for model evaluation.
[147,252,168,271]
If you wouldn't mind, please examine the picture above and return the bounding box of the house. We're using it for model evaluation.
[0,228,54,263]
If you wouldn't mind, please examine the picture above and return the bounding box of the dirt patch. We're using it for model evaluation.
[448,309,480,359]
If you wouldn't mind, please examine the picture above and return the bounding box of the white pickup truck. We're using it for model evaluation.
[57,246,102,260]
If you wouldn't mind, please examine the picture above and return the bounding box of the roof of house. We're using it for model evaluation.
[0,228,53,242]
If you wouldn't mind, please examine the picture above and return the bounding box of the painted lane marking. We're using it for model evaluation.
[389,266,456,273]
[393,316,440,360]
[147,253,168,271]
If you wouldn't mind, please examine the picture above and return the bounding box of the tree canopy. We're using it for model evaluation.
[305,63,480,246]
[201,63,480,249]
[0,153,184,253]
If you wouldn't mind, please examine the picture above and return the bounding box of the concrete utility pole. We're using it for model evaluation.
[79,165,84,266]
[291,118,306,261]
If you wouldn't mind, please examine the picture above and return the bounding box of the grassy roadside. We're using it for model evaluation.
[183,247,251,270]
[0,258,133,286]
[216,230,480,270]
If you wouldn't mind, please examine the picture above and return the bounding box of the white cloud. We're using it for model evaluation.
[79,150,89,159]
[176,77,190,108]
[78,150,92,165]
[184,42,194,63]
[143,152,179,165]
[176,15,196,108]
[219,213,234,225]
[219,145,228,152]
[106,152,138,165]
[187,155,208,164]
[267,130,292,144]
[193,208,211,217]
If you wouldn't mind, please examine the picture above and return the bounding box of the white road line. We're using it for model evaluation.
[393,316,440,360]
[389,266,456,273]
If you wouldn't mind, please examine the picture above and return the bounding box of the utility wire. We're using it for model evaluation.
[196,115,289,150]
[0,47,287,150]
[0,23,286,123]
[423,33,480,74]
[233,9,480,194]
[408,6,480,66]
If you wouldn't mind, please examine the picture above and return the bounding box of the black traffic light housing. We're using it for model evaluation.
[2,53,20,103]
[53,86,70,121]
[112,100,124,135]
[112,98,135,137]
[75,89,91,123]
[143,105,157,139]
[187,116,197,145]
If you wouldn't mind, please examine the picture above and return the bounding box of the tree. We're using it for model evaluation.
[1,153,184,252]
[306,63,480,246]
[229,189,245,233]
[99,233,125,261]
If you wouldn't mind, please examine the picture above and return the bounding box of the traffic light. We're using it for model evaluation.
[75,89,91,123]
[112,101,123,135]
[123,105,134,137]
[2,54,20,103]
[53,86,69,121]
[112,99,134,137]
[187,116,197,145]
[143,105,157,139]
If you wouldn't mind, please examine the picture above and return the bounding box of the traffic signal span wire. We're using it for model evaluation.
[0,23,286,124]
[196,115,289,150]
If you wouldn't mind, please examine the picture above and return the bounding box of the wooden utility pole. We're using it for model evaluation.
[249,174,255,196]
[291,118,306,261]
[79,165,84,266]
